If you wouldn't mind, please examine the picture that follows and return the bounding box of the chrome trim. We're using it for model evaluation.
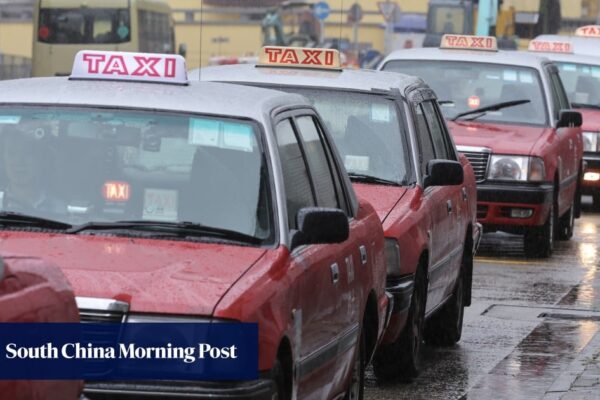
[76,297,129,313]
[429,245,462,274]
[456,145,492,154]
[330,263,340,284]
[359,245,368,265]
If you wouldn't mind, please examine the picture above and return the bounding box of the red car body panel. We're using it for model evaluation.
[579,108,600,192]
[0,255,81,400]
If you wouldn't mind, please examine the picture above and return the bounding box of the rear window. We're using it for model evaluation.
[38,8,131,44]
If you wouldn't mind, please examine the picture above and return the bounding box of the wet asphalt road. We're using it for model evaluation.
[365,198,600,400]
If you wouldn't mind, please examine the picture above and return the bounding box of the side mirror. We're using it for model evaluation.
[557,110,582,128]
[291,207,349,249]
[424,160,464,188]
[178,43,188,58]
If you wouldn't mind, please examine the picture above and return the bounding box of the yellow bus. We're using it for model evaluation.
[32,0,177,77]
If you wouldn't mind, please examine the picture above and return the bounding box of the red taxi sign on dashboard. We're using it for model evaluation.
[70,50,188,85]
[575,25,600,37]
[528,40,573,53]
[258,46,342,70]
[440,34,498,51]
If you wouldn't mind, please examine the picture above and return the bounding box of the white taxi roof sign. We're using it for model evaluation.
[575,25,600,37]
[440,34,498,52]
[258,46,342,70]
[70,50,188,85]
[528,39,573,54]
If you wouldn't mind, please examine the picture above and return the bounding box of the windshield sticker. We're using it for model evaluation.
[0,116,21,124]
[345,155,370,172]
[189,118,219,146]
[468,95,481,109]
[520,71,534,84]
[223,123,254,152]
[371,103,391,122]
[593,67,600,78]
[561,64,577,72]
[143,189,178,222]
[103,181,130,202]
[503,70,518,81]
[575,92,590,104]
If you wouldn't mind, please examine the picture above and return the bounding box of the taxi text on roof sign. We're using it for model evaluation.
[257,46,342,70]
[70,50,188,85]
[528,40,573,54]
[440,34,498,52]
[575,25,600,37]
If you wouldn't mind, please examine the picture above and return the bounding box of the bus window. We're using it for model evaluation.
[138,10,174,53]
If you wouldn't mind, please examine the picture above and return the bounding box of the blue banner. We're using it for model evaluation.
[0,323,258,380]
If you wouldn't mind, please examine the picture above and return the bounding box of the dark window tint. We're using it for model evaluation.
[296,116,339,209]
[422,101,454,160]
[138,10,174,53]
[275,119,315,230]
[414,104,436,177]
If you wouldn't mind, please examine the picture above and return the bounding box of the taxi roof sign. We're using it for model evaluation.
[440,34,498,52]
[70,50,188,85]
[257,46,342,70]
[575,25,600,37]
[528,39,573,54]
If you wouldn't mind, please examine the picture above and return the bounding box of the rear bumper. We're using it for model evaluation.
[476,182,553,228]
[380,274,413,344]
[582,153,600,193]
[83,379,274,400]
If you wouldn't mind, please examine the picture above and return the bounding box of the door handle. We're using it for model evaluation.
[462,187,468,202]
[447,200,453,215]
[330,263,340,284]
[359,245,368,265]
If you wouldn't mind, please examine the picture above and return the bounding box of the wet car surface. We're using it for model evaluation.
[365,198,600,399]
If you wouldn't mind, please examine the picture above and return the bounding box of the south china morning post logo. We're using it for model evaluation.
[0,323,258,380]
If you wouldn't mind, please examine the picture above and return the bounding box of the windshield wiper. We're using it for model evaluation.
[571,102,600,110]
[348,173,401,186]
[0,211,72,230]
[67,220,262,245]
[451,99,531,121]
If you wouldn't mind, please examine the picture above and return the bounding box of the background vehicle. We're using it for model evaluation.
[0,255,81,400]
[32,0,177,77]
[381,35,583,257]
[193,46,481,382]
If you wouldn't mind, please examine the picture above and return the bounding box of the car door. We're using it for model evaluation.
[547,65,581,214]
[421,100,465,301]
[274,115,352,399]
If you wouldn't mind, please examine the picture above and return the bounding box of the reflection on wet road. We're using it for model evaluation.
[365,202,600,400]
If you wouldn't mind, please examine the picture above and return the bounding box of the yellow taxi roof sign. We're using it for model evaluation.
[528,39,573,54]
[440,34,498,52]
[575,25,600,37]
[258,46,342,70]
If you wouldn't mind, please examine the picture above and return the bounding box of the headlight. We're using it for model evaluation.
[487,155,545,182]
[385,238,401,277]
[583,132,600,152]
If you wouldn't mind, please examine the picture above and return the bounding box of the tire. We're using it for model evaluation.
[424,253,465,346]
[557,203,575,241]
[270,359,286,400]
[344,325,365,400]
[524,201,555,258]
[372,266,426,382]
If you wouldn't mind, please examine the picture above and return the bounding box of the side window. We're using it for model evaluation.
[414,104,436,177]
[422,101,454,160]
[548,69,570,120]
[295,116,340,210]
[275,119,315,230]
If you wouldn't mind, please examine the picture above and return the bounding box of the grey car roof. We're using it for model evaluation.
[525,49,600,65]
[189,64,424,94]
[0,77,310,121]
[381,47,552,70]
[536,35,600,57]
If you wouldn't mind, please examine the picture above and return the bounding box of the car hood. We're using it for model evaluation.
[0,232,267,316]
[447,120,551,155]
[353,183,408,223]
[578,108,600,132]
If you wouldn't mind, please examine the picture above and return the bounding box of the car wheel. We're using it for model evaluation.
[524,201,555,258]
[270,358,286,400]
[424,252,465,346]
[344,325,365,400]
[557,203,575,241]
[372,266,426,382]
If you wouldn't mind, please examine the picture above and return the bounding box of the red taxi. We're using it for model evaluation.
[0,255,81,399]
[0,51,389,399]
[531,30,600,210]
[381,35,584,257]
[193,46,482,381]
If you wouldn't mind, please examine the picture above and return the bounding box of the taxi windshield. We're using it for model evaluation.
[0,107,273,243]
[383,60,548,126]
[555,62,600,108]
[286,89,410,185]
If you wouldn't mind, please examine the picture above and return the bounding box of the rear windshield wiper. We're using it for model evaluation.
[571,102,600,110]
[348,173,401,186]
[0,211,72,230]
[451,99,531,121]
[67,220,263,245]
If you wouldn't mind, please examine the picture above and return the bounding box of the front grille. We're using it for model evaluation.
[459,148,491,182]
[477,204,488,219]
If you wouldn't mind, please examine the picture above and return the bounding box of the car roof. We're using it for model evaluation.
[382,47,551,70]
[189,64,424,94]
[0,77,310,121]
[526,49,600,65]
[536,35,600,57]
